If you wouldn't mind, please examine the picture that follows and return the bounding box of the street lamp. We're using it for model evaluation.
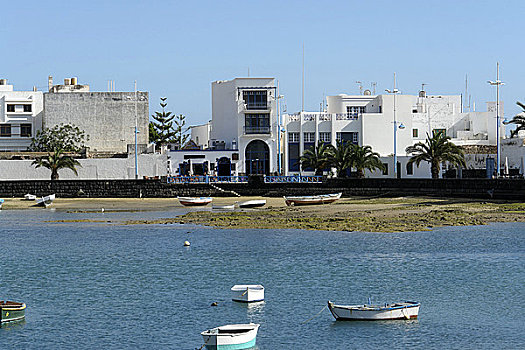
[276,83,284,175]
[487,62,505,178]
[385,73,401,177]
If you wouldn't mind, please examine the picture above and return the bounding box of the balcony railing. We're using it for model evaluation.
[167,176,249,184]
[264,175,323,183]
[244,126,271,134]
[245,102,268,110]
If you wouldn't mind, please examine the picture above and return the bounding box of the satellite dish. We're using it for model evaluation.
[363,89,372,95]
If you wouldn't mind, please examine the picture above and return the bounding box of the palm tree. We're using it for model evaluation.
[32,149,82,180]
[505,101,525,138]
[405,131,465,179]
[350,145,385,178]
[300,141,333,176]
[329,141,354,177]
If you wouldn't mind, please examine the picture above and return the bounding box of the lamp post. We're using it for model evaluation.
[134,80,139,180]
[487,62,504,178]
[385,73,401,177]
[276,80,284,175]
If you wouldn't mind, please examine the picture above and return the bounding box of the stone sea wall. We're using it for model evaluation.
[0,178,524,200]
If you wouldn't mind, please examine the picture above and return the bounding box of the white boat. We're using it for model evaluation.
[0,199,4,209]
[328,300,420,321]
[177,196,213,206]
[24,194,37,201]
[231,284,264,303]
[212,204,235,210]
[238,199,266,208]
[201,323,260,350]
[36,194,55,208]
[284,192,342,206]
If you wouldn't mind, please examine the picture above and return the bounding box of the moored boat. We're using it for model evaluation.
[0,199,4,209]
[201,323,260,350]
[284,192,342,206]
[0,301,26,324]
[36,194,55,208]
[327,300,420,321]
[231,284,264,303]
[177,196,213,206]
[238,199,266,208]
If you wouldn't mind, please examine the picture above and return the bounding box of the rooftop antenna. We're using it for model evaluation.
[421,83,427,92]
[371,82,377,95]
[247,67,250,77]
[464,74,471,112]
[356,81,363,95]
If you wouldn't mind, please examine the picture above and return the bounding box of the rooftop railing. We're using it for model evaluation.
[264,175,323,183]
[167,175,249,184]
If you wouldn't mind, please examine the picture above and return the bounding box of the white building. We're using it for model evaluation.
[173,77,280,176]
[284,91,502,178]
[0,79,43,151]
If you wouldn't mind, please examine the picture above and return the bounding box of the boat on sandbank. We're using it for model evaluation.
[238,199,266,208]
[177,196,213,206]
[36,194,55,208]
[284,192,342,206]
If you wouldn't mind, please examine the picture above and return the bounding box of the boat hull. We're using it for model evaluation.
[36,194,55,207]
[231,285,264,303]
[328,301,420,321]
[238,200,266,208]
[201,324,259,350]
[284,193,341,206]
[178,197,212,206]
[0,302,26,323]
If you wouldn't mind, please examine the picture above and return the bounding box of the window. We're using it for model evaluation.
[23,104,32,112]
[0,124,11,137]
[288,143,300,171]
[7,104,15,112]
[288,132,299,143]
[319,132,331,143]
[346,106,366,118]
[412,128,418,138]
[303,132,315,143]
[406,162,413,175]
[412,108,418,113]
[378,106,382,113]
[336,132,358,145]
[382,163,388,175]
[433,129,446,137]
[245,113,270,134]
[243,90,267,110]
[21,124,32,137]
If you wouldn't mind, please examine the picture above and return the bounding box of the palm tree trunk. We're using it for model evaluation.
[431,161,440,179]
[51,169,59,180]
[357,168,365,178]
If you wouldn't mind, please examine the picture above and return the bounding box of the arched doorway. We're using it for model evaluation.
[217,157,231,177]
[245,140,269,175]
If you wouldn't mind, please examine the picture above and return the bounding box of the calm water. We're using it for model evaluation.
[0,208,524,349]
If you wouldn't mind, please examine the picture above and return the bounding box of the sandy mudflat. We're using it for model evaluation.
[5,196,522,232]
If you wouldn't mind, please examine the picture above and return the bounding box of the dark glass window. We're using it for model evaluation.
[21,124,32,137]
[288,143,300,171]
[433,129,446,137]
[302,143,315,171]
[382,163,388,175]
[412,128,418,138]
[245,113,270,134]
[23,104,32,112]
[0,124,12,137]
[406,162,413,175]
[7,104,15,112]
[243,90,267,110]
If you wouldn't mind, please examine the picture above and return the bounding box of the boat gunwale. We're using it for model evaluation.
[328,301,420,312]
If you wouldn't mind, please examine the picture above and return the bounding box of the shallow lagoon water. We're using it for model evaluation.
[0,209,524,349]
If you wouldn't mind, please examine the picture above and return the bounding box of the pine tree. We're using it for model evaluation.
[151,97,176,148]
[173,113,189,150]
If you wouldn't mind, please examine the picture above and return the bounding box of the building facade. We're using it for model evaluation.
[175,77,280,176]
[284,91,502,178]
[44,77,149,154]
[0,79,43,151]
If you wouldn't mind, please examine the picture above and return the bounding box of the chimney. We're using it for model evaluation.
[48,76,53,91]
[64,78,71,85]
[33,86,37,92]
[71,77,78,85]
[0,79,7,85]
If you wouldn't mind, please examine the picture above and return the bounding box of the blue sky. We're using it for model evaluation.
[3,0,524,125]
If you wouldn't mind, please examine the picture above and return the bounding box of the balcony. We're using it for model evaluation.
[244,126,271,134]
[245,102,268,110]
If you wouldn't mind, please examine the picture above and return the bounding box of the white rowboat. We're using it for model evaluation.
[177,196,212,206]
[284,192,342,206]
[36,194,55,208]
[201,323,260,350]
[24,194,37,201]
[212,204,235,210]
[231,284,264,303]
[328,300,420,321]
[238,199,266,208]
